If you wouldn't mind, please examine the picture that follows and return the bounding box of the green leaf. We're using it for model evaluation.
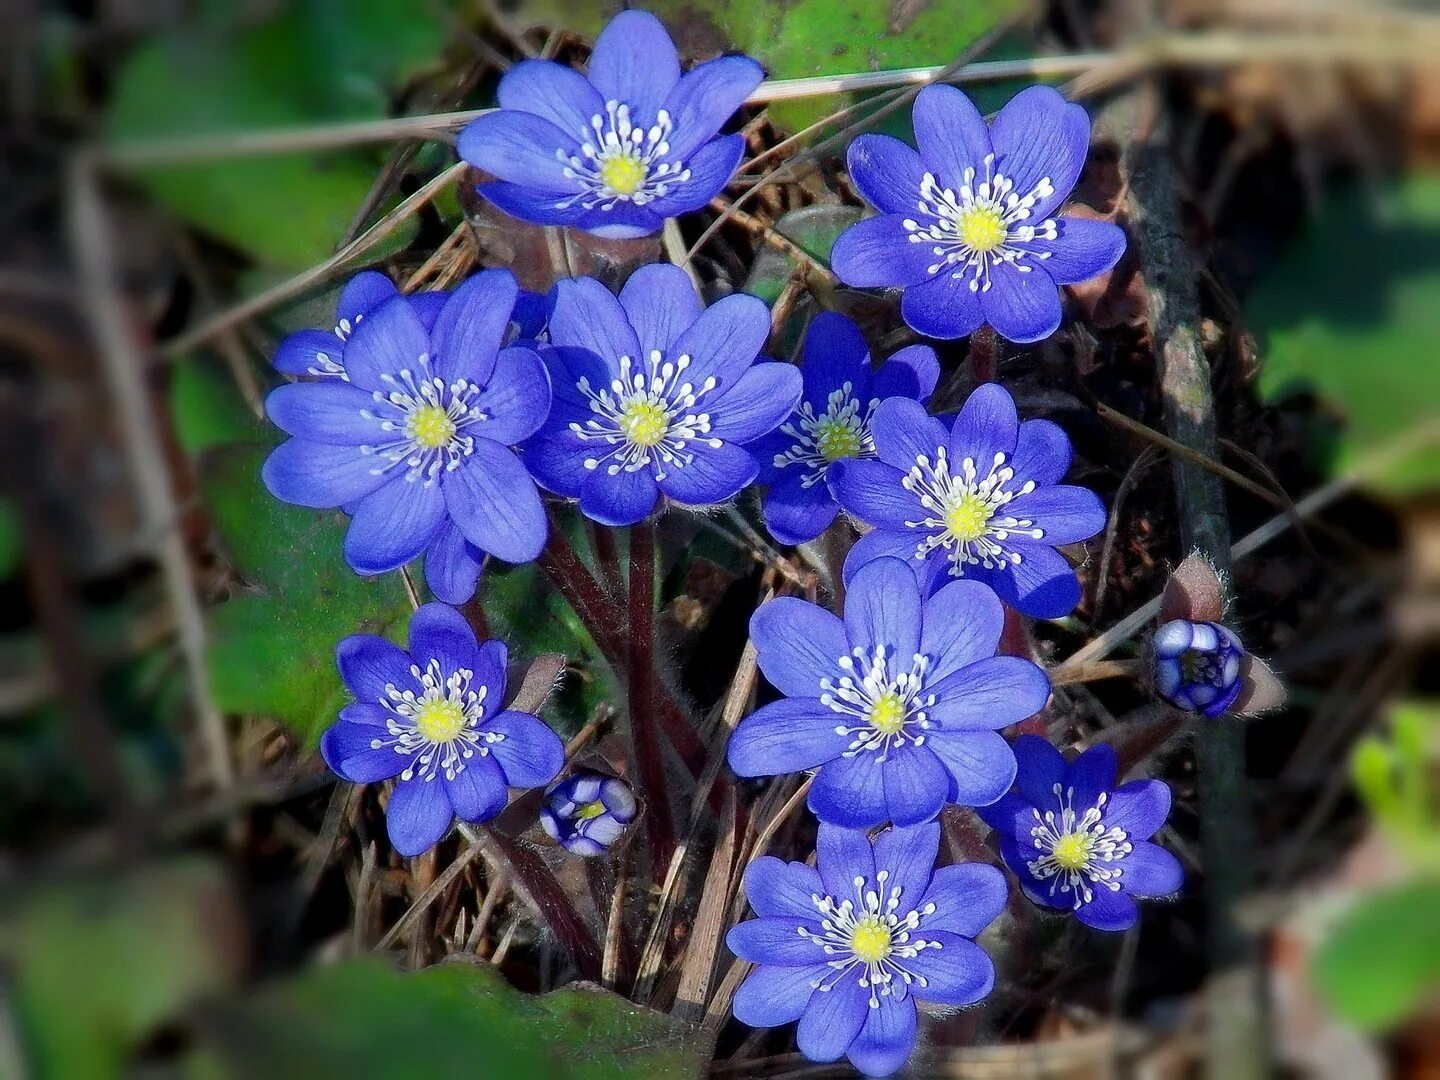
[1251,177,1440,496]
[7,860,237,1078]
[170,360,265,454]
[202,444,411,744]
[743,203,862,304]
[189,957,704,1078]
[1311,879,1440,1031]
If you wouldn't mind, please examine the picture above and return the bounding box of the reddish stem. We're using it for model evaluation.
[970,325,999,384]
[628,520,676,867]
[480,827,601,980]
[590,520,624,599]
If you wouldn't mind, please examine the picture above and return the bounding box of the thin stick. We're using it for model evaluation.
[374,842,484,951]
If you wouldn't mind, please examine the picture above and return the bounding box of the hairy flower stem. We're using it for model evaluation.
[628,520,677,867]
[590,520,624,598]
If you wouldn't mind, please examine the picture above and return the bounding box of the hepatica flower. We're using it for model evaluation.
[271,270,551,381]
[746,312,939,546]
[831,85,1127,344]
[1153,619,1245,716]
[979,736,1182,931]
[830,383,1105,619]
[729,557,1049,828]
[524,264,801,526]
[263,270,551,605]
[458,10,762,239]
[539,771,636,856]
[320,604,565,856]
[728,821,1005,1077]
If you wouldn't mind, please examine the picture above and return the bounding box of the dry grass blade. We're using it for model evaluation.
[672,787,738,1024]
[464,869,510,953]
[374,842,484,951]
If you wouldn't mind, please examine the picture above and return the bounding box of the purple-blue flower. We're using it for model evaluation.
[262,270,552,604]
[320,603,565,857]
[522,264,801,526]
[1153,619,1245,716]
[978,736,1182,932]
[727,821,1005,1078]
[539,771,637,856]
[745,312,939,546]
[270,270,551,380]
[729,557,1049,828]
[830,382,1105,619]
[457,10,763,239]
[830,85,1127,344]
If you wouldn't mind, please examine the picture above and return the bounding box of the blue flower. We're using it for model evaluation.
[458,11,763,239]
[727,821,1005,1078]
[1153,619,1245,716]
[523,264,801,526]
[271,270,551,380]
[539,771,637,856]
[978,736,1182,932]
[320,603,565,856]
[829,382,1105,619]
[745,312,939,546]
[831,85,1127,344]
[729,557,1049,828]
[263,270,552,605]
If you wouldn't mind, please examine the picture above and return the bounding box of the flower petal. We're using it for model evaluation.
[619,263,701,357]
[800,311,871,407]
[920,579,1005,682]
[336,634,418,700]
[840,527,928,586]
[927,656,1051,730]
[321,721,404,783]
[731,963,826,1028]
[548,277,641,372]
[817,822,876,896]
[471,345,552,446]
[988,85,1091,219]
[579,465,659,526]
[471,641,509,718]
[905,932,995,1005]
[444,442,548,564]
[656,441,757,507]
[972,541,1081,619]
[846,995,917,1079]
[899,270,987,340]
[1008,485,1106,546]
[496,58,605,140]
[485,710,565,788]
[1028,217,1126,285]
[407,602,480,678]
[919,863,1008,938]
[337,271,399,325]
[831,213,938,288]
[342,295,432,394]
[1076,888,1139,932]
[266,381,389,444]
[475,180,589,229]
[749,596,848,698]
[663,55,764,158]
[1010,418,1073,487]
[828,458,921,528]
[873,821,941,906]
[845,556,922,658]
[797,977,869,1062]
[575,201,665,239]
[1065,743,1118,810]
[1104,779,1171,840]
[847,133,927,215]
[344,478,446,574]
[457,111,578,192]
[444,753,509,823]
[979,260,1062,344]
[521,429,590,498]
[743,856,827,920]
[273,328,345,377]
[870,396,948,472]
[262,439,393,509]
[1120,841,1183,897]
[670,292,770,393]
[726,916,826,966]
[587,10,680,123]
[913,84,992,189]
[926,729,1017,807]
[1011,735,1066,807]
[872,344,939,403]
[949,383,1019,470]
[431,268,517,386]
[539,343,618,430]
[386,777,454,856]
[728,698,846,777]
[762,471,840,547]
[882,746,950,826]
[645,134,745,216]
[708,363,802,444]
[808,753,888,828]
[423,521,484,605]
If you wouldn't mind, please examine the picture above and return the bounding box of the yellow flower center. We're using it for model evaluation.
[945,493,993,541]
[849,916,893,963]
[576,800,608,821]
[1051,832,1093,872]
[620,400,669,447]
[814,417,862,462]
[956,204,1007,253]
[868,691,908,736]
[409,404,457,449]
[413,699,468,743]
[599,155,647,196]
